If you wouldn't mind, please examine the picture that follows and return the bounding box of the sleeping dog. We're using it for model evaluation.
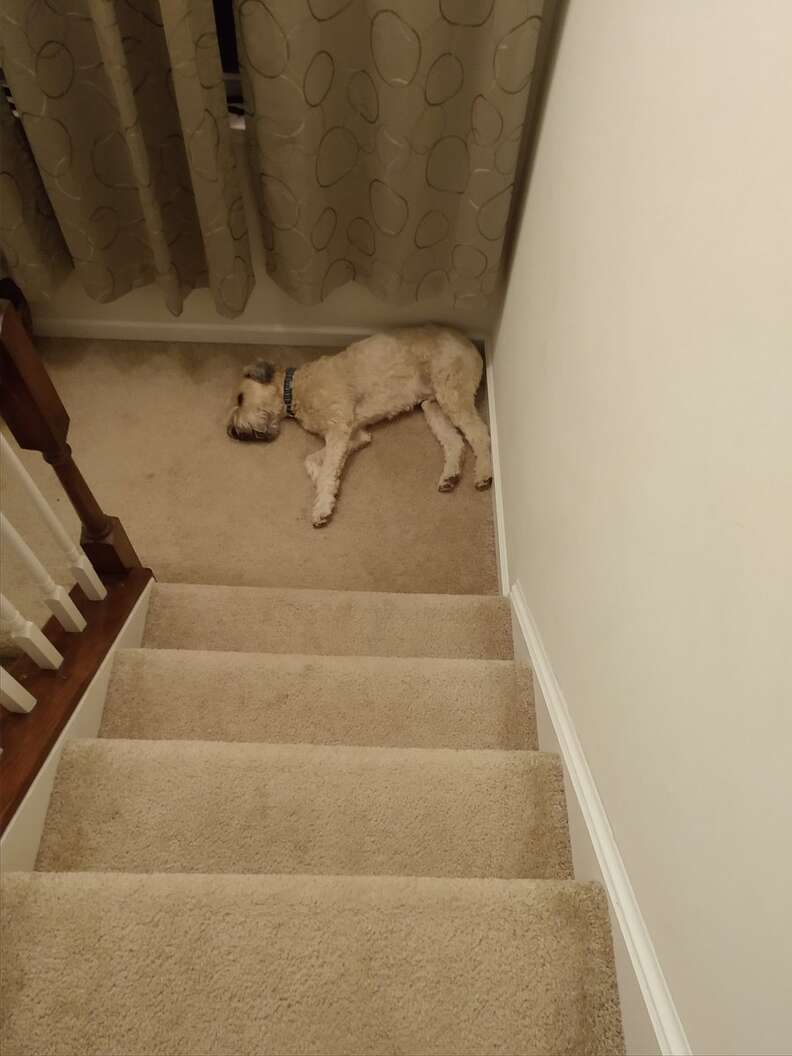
[227,325,492,527]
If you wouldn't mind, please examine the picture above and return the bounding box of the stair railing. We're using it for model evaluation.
[0,298,141,577]
[1,433,107,601]
[0,291,153,831]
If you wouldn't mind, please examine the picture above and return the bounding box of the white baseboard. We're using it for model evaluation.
[32,318,380,347]
[484,339,509,595]
[0,580,153,872]
[510,581,691,1056]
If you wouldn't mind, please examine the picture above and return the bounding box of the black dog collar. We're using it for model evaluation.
[283,367,296,418]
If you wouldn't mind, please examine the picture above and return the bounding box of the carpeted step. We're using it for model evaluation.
[143,583,513,659]
[102,648,536,749]
[37,739,572,879]
[1,871,624,1056]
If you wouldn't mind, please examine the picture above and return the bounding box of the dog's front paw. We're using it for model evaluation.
[438,473,460,492]
[475,476,493,491]
[312,505,334,528]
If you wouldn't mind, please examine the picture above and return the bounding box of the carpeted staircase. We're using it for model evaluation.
[1,583,624,1055]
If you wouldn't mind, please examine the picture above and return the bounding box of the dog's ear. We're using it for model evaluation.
[243,359,275,384]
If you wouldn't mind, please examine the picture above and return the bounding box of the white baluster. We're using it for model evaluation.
[0,668,36,713]
[0,594,63,669]
[0,514,86,632]
[1,435,106,601]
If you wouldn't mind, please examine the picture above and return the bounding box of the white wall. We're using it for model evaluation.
[493,3,792,1055]
[31,133,497,344]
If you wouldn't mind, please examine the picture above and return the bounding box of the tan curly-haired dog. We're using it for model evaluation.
[227,325,492,527]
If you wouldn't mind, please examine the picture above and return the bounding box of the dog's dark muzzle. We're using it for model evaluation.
[227,424,275,443]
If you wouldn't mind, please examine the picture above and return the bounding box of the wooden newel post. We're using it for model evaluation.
[0,299,142,575]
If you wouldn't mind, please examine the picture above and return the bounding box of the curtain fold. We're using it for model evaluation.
[235,0,543,309]
[0,92,72,298]
[0,0,253,316]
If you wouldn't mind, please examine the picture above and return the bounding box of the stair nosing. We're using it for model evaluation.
[149,581,510,604]
[67,736,557,763]
[115,645,516,665]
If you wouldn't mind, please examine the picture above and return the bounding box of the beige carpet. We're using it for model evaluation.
[1,584,624,1054]
[2,872,623,1056]
[1,338,497,637]
[37,739,572,879]
[142,582,512,657]
[102,648,536,748]
[2,339,623,1054]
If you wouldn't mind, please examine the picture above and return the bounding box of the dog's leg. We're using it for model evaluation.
[312,427,354,527]
[306,429,370,487]
[348,428,372,454]
[437,396,493,490]
[304,447,324,485]
[421,400,464,491]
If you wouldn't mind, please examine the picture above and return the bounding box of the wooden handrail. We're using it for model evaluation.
[0,297,142,575]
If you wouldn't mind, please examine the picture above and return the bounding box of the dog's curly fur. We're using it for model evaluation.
[227,325,492,527]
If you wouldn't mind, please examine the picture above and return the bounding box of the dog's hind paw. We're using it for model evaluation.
[438,474,460,492]
[475,476,493,490]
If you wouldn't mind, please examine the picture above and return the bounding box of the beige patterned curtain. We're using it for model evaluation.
[235,0,542,309]
[0,0,253,316]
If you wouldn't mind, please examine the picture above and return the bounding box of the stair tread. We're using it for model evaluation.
[143,583,513,659]
[103,648,535,749]
[37,738,572,880]
[1,871,624,1056]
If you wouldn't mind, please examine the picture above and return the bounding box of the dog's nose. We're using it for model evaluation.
[227,423,254,441]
